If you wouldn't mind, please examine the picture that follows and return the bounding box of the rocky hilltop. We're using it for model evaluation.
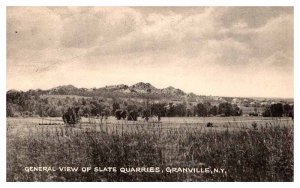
[31,82,199,102]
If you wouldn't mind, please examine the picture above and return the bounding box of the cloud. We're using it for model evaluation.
[252,14,293,58]
[90,8,218,56]
[217,7,292,28]
[6,7,294,98]
[7,7,63,53]
[88,7,293,69]
[60,7,145,48]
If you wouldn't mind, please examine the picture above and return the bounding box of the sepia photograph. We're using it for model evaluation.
[6,6,294,182]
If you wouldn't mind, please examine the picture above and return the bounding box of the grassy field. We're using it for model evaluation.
[6,117,293,182]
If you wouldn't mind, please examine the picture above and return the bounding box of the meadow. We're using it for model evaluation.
[6,116,293,182]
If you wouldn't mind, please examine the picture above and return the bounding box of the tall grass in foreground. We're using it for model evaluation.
[7,122,293,182]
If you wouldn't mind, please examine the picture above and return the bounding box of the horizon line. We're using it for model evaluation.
[6,82,294,100]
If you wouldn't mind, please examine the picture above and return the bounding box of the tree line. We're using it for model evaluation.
[6,91,293,118]
[262,103,293,118]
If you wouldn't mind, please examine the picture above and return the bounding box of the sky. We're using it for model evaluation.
[6,7,293,98]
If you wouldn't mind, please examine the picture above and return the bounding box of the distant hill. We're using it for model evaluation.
[25,82,200,102]
[7,82,293,104]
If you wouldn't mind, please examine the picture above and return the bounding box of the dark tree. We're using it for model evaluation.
[112,102,120,114]
[167,103,176,117]
[270,103,284,117]
[174,103,187,117]
[232,104,242,116]
[209,105,218,116]
[196,103,208,117]
[127,110,138,121]
[115,109,127,120]
[263,103,284,117]
[151,103,167,117]
[218,102,233,116]
[283,103,292,117]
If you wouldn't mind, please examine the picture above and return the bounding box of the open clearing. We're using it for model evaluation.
[6,116,293,182]
[7,116,293,133]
